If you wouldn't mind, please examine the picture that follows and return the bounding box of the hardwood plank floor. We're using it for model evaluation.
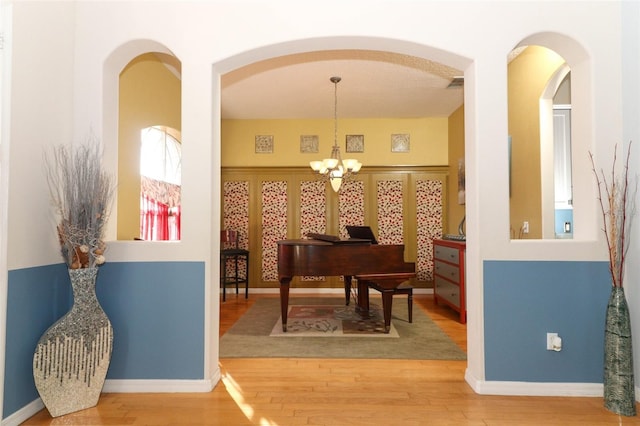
[23,293,639,425]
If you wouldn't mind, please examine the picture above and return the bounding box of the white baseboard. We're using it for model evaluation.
[1,398,43,426]
[465,368,630,398]
[103,373,219,393]
[1,374,222,426]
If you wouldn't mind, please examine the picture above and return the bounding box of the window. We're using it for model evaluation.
[140,126,181,240]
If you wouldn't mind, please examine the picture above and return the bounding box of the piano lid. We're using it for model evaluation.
[345,226,378,244]
[305,233,372,244]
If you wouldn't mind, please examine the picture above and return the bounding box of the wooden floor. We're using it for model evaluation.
[23,293,640,425]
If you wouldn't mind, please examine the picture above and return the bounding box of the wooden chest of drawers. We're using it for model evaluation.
[433,239,466,323]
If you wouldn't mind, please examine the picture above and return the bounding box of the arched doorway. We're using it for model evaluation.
[213,38,474,371]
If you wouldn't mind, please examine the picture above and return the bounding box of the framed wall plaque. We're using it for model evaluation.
[391,134,410,152]
[300,135,319,153]
[346,134,364,153]
[255,135,274,153]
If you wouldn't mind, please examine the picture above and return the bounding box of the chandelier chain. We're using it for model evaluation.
[309,76,361,192]
[334,77,338,148]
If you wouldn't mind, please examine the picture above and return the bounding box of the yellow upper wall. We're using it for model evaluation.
[221,117,449,167]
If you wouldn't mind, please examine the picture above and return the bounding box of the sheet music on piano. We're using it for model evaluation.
[306,233,371,244]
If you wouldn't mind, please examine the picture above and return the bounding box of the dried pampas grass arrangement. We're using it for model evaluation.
[589,142,637,288]
[45,140,115,269]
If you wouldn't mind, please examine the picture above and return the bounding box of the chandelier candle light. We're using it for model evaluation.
[309,76,362,192]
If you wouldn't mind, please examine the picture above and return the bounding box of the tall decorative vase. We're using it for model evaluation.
[603,286,636,416]
[33,267,113,417]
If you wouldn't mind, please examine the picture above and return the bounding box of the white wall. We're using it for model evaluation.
[0,3,10,420]
[6,1,75,270]
[2,0,631,408]
[1,2,76,419]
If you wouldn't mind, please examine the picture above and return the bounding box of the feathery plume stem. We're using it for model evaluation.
[589,142,636,288]
[45,138,115,269]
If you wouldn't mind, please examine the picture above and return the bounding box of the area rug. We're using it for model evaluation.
[269,303,400,337]
[219,296,466,360]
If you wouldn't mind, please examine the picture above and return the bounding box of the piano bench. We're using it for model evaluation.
[355,273,414,325]
[367,282,413,323]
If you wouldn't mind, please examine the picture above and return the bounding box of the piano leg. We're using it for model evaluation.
[379,289,394,333]
[279,278,292,332]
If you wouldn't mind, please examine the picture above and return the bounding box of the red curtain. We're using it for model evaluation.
[140,194,180,241]
[169,205,181,240]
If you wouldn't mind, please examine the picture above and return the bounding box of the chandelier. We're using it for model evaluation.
[309,76,362,192]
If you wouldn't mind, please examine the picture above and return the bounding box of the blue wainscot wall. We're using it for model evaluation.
[484,260,610,383]
[3,261,205,419]
[4,264,70,419]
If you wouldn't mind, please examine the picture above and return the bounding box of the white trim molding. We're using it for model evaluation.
[103,376,218,393]
[465,368,636,398]
[0,375,219,426]
[1,399,44,426]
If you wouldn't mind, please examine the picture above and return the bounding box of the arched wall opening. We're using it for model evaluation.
[117,53,182,242]
[507,45,569,240]
[102,40,179,242]
[211,35,475,373]
[510,33,594,244]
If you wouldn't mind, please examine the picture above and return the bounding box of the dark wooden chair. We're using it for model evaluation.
[220,229,249,301]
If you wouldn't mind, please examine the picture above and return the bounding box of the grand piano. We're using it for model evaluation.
[277,236,415,332]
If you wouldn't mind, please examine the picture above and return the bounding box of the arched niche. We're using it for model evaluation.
[103,41,182,241]
[507,33,591,240]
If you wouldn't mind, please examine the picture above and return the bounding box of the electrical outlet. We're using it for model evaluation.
[547,333,561,351]
[547,333,557,350]
[523,221,529,234]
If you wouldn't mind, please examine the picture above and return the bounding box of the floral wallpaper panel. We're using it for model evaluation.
[261,181,288,281]
[338,180,365,239]
[300,180,327,237]
[377,180,404,245]
[300,181,327,281]
[416,179,443,281]
[222,181,250,279]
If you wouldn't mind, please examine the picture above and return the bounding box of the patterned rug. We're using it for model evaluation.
[219,296,466,360]
[269,304,399,337]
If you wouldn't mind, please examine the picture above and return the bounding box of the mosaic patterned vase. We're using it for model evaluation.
[33,267,113,417]
[603,286,636,416]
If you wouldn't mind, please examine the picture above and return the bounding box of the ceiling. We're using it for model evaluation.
[220,50,464,120]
